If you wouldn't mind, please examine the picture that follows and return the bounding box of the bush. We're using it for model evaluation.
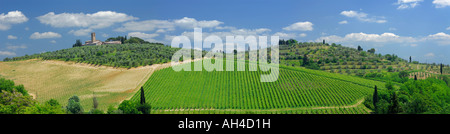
[66,95,83,114]
[25,99,65,114]
[137,103,151,114]
[118,100,141,114]
[107,105,123,114]
[89,108,104,114]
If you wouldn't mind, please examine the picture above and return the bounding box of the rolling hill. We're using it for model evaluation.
[129,59,384,114]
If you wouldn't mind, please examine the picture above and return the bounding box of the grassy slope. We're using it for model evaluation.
[130,59,383,114]
[0,59,157,111]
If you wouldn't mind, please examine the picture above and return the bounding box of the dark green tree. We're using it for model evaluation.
[409,56,412,63]
[140,87,145,104]
[357,45,363,51]
[441,63,443,75]
[388,92,399,114]
[93,92,98,109]
[66,95,83,114]
[72,39,82,47]
[302,54,308,66]
[367,48,375,54]
[118,100,140,114]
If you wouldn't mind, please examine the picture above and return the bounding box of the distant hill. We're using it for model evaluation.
[3,43,197,68]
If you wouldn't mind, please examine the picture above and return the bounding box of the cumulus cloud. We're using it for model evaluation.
[282,21,313,31]
[299,33,307,37]
[0,51,16,56]
[0,10,28,31]
[37,11,137,28]
[446,27,450,30]
[115,17,223,32]
[68,28,92,36]
[425,53,435,57]
[340,10,387,23]
[317,32,416,47]
[338,20,348,24]
[37,11,137,35]
[164,28,272,51]
[433,0,450,8]
[174,17,223,29]
[6,44,27,50]
[50,40,56,44]
[7,35,17,39]
[317,32,450,47]
[128,32,160,42]
[273,32,298,39]
[396,0,423,9]
[424,32,450,45]
[30,32,62,39]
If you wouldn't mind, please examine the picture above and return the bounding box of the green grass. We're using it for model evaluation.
[130,59,382,114]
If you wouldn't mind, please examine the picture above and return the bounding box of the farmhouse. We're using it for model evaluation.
[83,32,122,46]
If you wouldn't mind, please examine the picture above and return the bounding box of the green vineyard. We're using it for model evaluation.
[130,60,383,114]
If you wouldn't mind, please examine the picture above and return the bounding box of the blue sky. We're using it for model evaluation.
[1,0,449,64]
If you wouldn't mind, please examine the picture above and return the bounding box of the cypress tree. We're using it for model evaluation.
[414,75,417,80]
[441,63,443,75]
[140,86,145,104]
[302,54,308,66]
[389,92,399,114]
[409,56,411,63]
[373,85,378,113]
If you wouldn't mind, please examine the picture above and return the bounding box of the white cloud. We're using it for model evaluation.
[299,33,307,37]
[69,28,92,36]
[0,10,28,31]
[0,51,16,56]
[37,11,137,28]
[433,0,450,8]
[425,53,435,57]
[340,10,386,23]
[174,17,223,29]
[6,44,27,50]
[273,32,298,39]
[50,40,56,44]
[389,27,397,31]
[164,28,272,48]
[446,27,450,30]
[115,20,174,32]
[128,32,159,42]
[37,11,137,36]
[424,32,450,45]
[7,35,17,39]
[282,21,313,31]
[30,32,62,39]
[317,32,416,46]
[317,32,450,47]
[339,20,348,24]
[115,17,223,32]
[396,0,423,9]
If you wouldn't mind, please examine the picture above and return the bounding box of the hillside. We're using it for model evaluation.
[129,59,384,114]
[0,59,169,110]
[3,43,195,68]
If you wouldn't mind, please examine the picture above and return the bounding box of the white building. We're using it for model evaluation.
[83,32,122,46]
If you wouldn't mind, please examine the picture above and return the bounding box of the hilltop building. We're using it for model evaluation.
[83,32,122,46]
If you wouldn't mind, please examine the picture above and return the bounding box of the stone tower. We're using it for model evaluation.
[91,32,96,42]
